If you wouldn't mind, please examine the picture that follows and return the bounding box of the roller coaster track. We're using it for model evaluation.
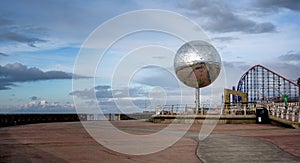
[237,65,299,103]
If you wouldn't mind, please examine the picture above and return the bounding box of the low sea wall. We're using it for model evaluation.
[0,114,86,127]
[0,113,154,127]
[269,116,300,129]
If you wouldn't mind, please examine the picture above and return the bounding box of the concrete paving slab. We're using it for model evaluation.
[197,134,300,163]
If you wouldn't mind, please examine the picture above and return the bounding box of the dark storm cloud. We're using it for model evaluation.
[0,63,73,90]
[0,32,46,47]
[253,0,300,12]
[179,0,276,33]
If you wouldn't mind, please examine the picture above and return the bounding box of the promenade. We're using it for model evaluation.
[0,121,299,162]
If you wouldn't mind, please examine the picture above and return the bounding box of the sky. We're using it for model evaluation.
[0,0,300,113]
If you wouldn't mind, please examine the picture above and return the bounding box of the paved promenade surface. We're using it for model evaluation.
[198,134,299,163]
[0,121,299,162]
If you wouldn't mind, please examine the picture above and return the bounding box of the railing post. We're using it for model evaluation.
[281,107,284,119]
[298,105,300,123]
[292,107,295,122]
[286,107,289,120]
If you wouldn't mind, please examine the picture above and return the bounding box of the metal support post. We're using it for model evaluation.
[297,78,300,123]
[195,88,200,114]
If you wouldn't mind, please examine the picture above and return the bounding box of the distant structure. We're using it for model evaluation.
[224,88,248,109]
[237,65,299,103]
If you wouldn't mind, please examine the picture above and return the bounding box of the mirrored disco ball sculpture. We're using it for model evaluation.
[174,40,221,89]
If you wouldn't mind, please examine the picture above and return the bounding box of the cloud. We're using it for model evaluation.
[70,85,151,113]
[0,63,74,90]
[29,96,40,101]
[265,52,300,80]
[69,88,95,99]
[0,32,46,47]
[11,100,75,113]
[278,51,300,61]
[179,0,276,33]
[0,16,13,26]
[223,61,252,87]
[212,36,239,43]
[131,66,180,89]
[0,1,139,51]
[0,81,14,90]
[70,85,148,100]
[0,15,47,49]
[253,0,300,12]
[0,52,8,57]
[223,61,251,70]
[70,85,114,99]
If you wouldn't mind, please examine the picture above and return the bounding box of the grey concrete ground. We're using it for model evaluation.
[197,134,300,163]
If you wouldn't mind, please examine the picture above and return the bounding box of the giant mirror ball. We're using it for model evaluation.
[174,40,221,88]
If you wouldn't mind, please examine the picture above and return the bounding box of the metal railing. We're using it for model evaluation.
[155,103,300,123]
[269,105,300,122]
[155,104,223,115]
